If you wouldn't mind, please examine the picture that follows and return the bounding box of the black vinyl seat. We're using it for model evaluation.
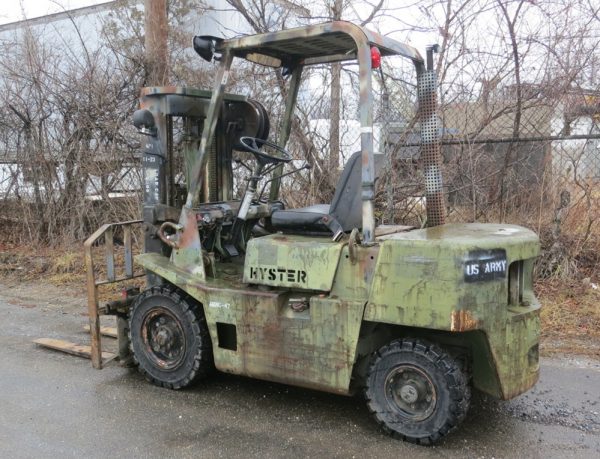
[269,204,331,232]
[270,151,382,237]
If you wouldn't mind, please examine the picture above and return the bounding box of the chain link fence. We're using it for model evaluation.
[378,73,600,277]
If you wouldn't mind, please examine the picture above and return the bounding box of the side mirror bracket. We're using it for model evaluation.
[193,35,223,62]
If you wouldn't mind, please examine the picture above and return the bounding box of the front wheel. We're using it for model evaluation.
[364,338,470,445]
[129,285,212,389]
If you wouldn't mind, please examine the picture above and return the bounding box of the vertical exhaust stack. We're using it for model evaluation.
[418,45,446,227]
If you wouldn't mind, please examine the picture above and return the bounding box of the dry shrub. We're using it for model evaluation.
[534,180,600,280]
[537,277,600,356]
[0,245,79,283]
[50,252,83,274]
[538,279,600,338]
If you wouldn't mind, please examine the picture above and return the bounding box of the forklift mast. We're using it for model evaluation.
[132,87,269,262]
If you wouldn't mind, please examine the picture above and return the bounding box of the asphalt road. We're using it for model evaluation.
[1,281,599,458]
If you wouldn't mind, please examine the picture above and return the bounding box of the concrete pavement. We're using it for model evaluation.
[1,281,599,458]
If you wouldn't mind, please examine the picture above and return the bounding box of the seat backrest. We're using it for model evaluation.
[329,151,383,232]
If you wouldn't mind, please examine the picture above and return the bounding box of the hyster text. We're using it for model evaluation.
[249,266,307,284]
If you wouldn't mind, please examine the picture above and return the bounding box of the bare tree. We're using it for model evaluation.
[145,0,169,85]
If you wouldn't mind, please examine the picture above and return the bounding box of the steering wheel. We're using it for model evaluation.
[239,136,292,164]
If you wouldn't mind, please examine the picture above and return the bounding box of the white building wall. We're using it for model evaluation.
[0,1,251,196]
[0,1,250,56]
[552,114,600,180]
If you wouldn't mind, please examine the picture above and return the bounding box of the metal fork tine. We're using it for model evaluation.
[124,225,133,278]
[105,226,115,282]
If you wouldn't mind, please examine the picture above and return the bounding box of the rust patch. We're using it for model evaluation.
[271,235,290,241]
[450,310,479,331]
[179,207,200,248]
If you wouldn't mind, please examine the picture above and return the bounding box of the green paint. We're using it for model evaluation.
[243,234,345,291]
[363,223,540,398]
[136,251,364,394]
[137,222,541,399]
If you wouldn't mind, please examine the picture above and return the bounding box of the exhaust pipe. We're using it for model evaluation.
[418,45,445,227]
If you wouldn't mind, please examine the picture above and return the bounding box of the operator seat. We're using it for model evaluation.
[270,151,383,238]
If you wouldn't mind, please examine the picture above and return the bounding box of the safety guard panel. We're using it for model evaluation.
[243,234,345,291]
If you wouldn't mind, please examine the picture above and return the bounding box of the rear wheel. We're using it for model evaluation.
[129,285,212,389]
[364,338,470,445]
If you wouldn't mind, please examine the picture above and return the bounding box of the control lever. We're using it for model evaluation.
[258,162,312,201]
[234,158,252,173]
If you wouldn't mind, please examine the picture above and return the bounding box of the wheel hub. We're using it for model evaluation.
[154,327,172,348]
[399,384,419,404]
[141,308,186,370]
[385,365,437,421]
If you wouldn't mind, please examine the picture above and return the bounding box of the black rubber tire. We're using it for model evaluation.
[364,338,470,445]
[129,285,212,390]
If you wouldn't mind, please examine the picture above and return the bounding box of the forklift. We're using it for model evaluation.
[86,22,541,445]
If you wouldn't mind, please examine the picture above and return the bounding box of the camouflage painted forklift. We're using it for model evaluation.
[85,22,541,445]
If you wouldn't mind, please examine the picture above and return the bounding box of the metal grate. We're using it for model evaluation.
[417,69,445,227]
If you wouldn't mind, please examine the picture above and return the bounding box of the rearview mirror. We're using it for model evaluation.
[133,109,156,136]
[245,53,282,68]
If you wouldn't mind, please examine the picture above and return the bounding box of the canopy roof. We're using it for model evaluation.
[217,21,423,67]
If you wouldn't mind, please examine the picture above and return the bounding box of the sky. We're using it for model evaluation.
[0,0,109,25]
[0,0,438,56]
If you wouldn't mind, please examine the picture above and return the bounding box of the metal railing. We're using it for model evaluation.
[84,220,144,369]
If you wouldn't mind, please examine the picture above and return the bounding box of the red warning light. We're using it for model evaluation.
[370,46,381,69]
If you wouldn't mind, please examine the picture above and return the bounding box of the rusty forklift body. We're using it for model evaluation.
[83,21,541,444]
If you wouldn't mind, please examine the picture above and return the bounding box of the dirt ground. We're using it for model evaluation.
[1,278,599,458]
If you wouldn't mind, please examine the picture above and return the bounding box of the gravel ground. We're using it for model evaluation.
[1,280,599,458]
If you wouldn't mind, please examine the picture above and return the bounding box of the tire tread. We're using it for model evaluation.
[364,338,470,445]
[128,284,212,390]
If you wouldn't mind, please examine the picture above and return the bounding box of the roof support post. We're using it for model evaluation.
[357,39,376,244]
[171,50,233,278]
[187,50,234,207]
[269,64,303,202]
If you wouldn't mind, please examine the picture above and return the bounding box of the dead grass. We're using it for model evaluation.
[0,243,143,300]
[537,277,600,357]
[47,251,86,285]
[0,244,84,284]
